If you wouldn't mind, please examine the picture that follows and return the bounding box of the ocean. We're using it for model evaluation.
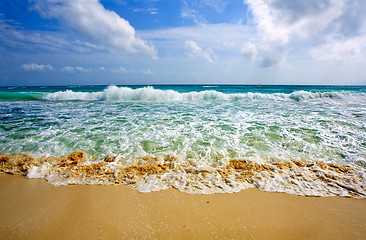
[0,85,365,197]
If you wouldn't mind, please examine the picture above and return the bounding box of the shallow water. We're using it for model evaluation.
[1,85,365,197]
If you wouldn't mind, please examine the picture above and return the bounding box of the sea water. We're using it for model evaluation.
[0,85,365,197]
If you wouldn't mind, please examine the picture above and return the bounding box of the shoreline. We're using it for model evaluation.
[2,152,365,198]
[1,174,366,239]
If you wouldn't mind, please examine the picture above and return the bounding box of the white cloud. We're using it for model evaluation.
[310,37,364,61]
[200,0,228,13]
[140,24,253,51]
[185,40,215,63]
[31,0,157,58]
[244,0,366,64]
[21,63,54,71]
[245,0,344,44]
[110,67,154,75]
[61,66,74,72]
[133,7,159,15]
[181,3,207,24]
[147,8,159,15]
[149,9,159,15]
[336,0,366,37]
[141,69,154,75]
[241,42,257,61]
[75,66,88,72]
[181,0,228,24]
[0,17,103,53]
[133,8,145,13]
[111,67,129,74]
[241,43,287,68]
[60,66,89,72]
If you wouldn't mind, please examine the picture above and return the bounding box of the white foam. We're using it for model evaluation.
[24,157,366,198]
[26,163,52,179]
[45,90,103,101]
[43,85,359,102]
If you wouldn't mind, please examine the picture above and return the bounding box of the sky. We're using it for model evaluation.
[0,0,366,86]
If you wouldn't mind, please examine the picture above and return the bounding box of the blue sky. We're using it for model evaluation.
[1,0,366,86]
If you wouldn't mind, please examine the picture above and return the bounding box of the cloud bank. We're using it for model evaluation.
[21,63,54,71]
[244,0,366,67]
[185,40,215,63]
[31,0,157,58]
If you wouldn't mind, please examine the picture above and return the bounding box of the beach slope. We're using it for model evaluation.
[0,174,365,239]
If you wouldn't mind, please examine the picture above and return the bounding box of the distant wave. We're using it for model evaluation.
[43,85,358,102]
[0,86,363,102]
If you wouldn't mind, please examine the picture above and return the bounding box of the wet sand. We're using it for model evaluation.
[0,174,365,240]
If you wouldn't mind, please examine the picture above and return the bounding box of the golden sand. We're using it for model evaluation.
[0,174,365,240]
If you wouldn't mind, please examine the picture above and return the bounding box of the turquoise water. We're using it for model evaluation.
[1,85,366,196]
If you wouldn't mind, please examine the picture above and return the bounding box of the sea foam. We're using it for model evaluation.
[43,85,356,102]
[1,152,365,197]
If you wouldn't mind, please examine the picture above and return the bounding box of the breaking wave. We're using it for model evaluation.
[0,86,362,102]
[41,85,359,102]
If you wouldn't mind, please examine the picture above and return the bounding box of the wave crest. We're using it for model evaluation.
[42,86,356,102]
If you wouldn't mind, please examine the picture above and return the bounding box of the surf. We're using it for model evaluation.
[41,85,360,102]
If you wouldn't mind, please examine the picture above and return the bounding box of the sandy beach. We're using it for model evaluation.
[2,0,366,239]
[0,174,365,239]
